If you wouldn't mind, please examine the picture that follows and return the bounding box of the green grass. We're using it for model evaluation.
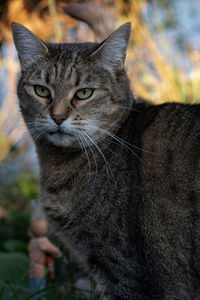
[0,171,99,300]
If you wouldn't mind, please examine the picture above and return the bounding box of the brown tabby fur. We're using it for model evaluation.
[12,3,200,299]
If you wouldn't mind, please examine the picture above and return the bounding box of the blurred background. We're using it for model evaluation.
[0,0,200,299]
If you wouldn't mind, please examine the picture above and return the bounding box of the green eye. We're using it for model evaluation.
[34,85,50,98]
[76,88,93,100]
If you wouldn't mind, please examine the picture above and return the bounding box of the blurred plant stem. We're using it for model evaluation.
[48,0,64,42]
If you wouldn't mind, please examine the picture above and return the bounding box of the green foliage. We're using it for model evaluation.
[0,251,99,300]
[0,282,29,300]
[0,169,98,299]
[25,283,99,300]
[0,251,30,300]
[0,252,29,285]
[0,211,29,252]
[2,240,27,253]
[16,172,38,200]
[0,171,38,211]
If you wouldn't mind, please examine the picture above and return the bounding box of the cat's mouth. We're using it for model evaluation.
[46,127,77,147]
[49,129,74,137]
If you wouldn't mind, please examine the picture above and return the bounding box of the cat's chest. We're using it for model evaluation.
[39,139,141,240]
[41,161,139,232]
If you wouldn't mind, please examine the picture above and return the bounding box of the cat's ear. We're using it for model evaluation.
[90,22,131,70]
[12,23,49,70]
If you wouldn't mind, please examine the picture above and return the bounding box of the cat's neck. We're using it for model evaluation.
[36,141,85,172]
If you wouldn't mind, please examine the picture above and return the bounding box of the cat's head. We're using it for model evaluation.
[12,22,132,149]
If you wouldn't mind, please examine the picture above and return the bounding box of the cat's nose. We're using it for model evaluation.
[51,114,67,125]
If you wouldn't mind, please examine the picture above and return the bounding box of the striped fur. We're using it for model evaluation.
[12,6,200,299]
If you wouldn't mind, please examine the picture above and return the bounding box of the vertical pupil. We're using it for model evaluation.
[82,89,87,94]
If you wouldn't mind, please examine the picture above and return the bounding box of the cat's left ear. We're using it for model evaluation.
[12,23,49,70]
[90,22,131,71]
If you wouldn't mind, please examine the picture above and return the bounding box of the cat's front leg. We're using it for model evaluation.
[94,274,149,300]
[100,285,148,300]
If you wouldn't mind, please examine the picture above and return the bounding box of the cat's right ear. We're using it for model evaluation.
[90,22,131,71]
[12,23,49,70]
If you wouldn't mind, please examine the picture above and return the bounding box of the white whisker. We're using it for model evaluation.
[77,124,140,160]
[95,134,126,165]
[80,132,98,185]
[32,131,43,142]
[82,131,117,189]
[114,105,142,113]
[86,124,153,155]
[76,132,92,181]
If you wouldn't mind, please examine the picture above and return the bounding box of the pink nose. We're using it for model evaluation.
[51,114,67,125]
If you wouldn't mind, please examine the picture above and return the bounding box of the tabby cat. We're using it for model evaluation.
[12,3,200,300]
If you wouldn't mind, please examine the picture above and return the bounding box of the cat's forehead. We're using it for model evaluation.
[44,45,92,77]
[46,42,98,70]
[25,43,103,91]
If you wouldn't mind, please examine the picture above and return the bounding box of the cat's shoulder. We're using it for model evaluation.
[134,101,200,123]
[130,101,200,141]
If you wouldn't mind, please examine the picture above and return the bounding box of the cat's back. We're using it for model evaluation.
[131,102,200,298]
[139,102,200,191]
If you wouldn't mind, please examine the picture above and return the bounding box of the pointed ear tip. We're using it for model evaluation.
[11,22,21,27]
[11,22,17,30]
[124,22,132,30]
[11,23,18,37]
[11,22,23,32]
[117,22,131,35]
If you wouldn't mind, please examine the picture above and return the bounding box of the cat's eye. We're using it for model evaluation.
[75,88,94,100]
[34,85,50,98]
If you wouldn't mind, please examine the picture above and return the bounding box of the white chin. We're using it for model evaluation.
[47,132,77,148]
